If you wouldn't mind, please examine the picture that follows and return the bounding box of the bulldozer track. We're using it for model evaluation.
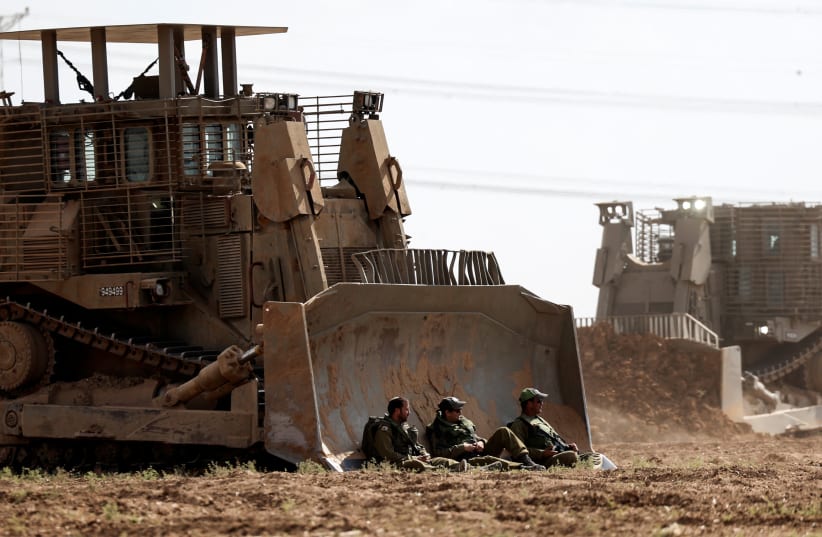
[0,298,204,383]
[748,330,822,384]
[0,297,268,469]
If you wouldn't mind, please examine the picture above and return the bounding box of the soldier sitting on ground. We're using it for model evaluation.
[509,387,579,467]
[362,396,467,471]
[426,396,546,471]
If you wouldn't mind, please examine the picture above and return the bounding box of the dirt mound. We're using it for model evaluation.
[577,323,752,444]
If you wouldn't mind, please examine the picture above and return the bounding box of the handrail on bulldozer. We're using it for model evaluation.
[576,313,720,349]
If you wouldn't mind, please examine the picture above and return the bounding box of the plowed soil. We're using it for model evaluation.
[0,325,819,537]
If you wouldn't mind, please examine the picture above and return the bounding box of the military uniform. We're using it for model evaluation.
[509,414,579,467]
[372,415,462,471]
[427,411,527,470]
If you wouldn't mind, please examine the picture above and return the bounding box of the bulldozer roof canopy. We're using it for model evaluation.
[0,24,287,43]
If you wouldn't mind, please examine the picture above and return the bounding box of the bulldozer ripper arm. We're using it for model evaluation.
[160,345,254,407]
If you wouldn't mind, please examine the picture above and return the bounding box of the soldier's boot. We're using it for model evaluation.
[479,461,505,472]
[515,453,546,471]
[551,450,579,467]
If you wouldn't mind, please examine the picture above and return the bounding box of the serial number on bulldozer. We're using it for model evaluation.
[98,286,125,297]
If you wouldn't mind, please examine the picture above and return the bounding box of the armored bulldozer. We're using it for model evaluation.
[0,24,589,470]
[592,196,822,398]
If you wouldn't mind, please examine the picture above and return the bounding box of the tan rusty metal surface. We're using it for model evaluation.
[261,283,589,469]
[34,272,189,309]
[262,301,324,464]
[289,217,329,299]
[251,120,325,223]
[337,120,410,220]
[17,404,256,448]
[43,377,159,407]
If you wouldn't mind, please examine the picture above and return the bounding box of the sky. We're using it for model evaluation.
[2,0,822,317]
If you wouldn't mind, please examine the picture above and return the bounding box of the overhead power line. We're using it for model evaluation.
[254,65,822,118]
[6,24,822,117]
[0,6,28,90]
[406,167,822,204]
[14,43,818,117]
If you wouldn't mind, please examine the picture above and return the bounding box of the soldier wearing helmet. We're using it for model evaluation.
[426,396,545,471]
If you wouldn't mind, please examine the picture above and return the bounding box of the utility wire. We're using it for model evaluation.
[0,6,28,91]
[8,32,822,116]
[237,61,822,116]
[409,166,810,199]
[405,174,817,204]
[267,73,822,117]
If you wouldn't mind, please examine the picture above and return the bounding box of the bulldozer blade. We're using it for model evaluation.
[261,283,591,470]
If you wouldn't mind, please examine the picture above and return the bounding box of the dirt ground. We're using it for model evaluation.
[0,436,818,536]
[0,325,819,536]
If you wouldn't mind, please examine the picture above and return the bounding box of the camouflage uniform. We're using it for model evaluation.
[427,411,526,470]
[509,414,579,467]
[372,415,462,471]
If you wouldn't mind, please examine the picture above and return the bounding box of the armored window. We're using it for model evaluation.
[49,129,96,186]
[226,123,242,162]
[766,271,784,305]
[123,127,151,182]
[763,222,781,255]
[75,130,96,183]
[205,124,223,172]
[182,124,200,176]
[49,130,71,184]
[737,266,752,300]
[94,129,116,179]
[246,122,255,170]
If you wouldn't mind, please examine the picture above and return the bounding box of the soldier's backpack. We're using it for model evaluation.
[360,416,385,460]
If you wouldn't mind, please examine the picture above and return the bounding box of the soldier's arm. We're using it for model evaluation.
[509,418,544,460]
[508,418,528,443]
[373,427,406,464]
[431,432,465,459]
[540,418,572,451]
[464,420,484,453]
[429,428,467,459]
[414,443,431,461]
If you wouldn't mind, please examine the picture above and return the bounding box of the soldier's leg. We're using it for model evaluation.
[468,455,522,471]
[484,427,529,459]
[401,459,434,471]
[429,457,464,471]
[485,428,546,470]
